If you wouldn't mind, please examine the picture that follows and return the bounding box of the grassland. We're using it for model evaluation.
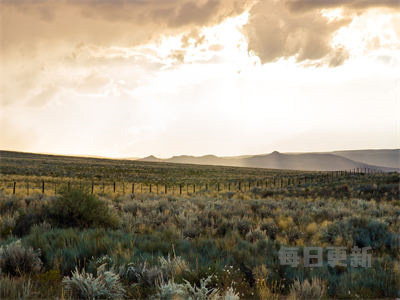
[0,150,399,299]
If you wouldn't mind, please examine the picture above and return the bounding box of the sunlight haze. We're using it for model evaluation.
[1,0,399,158]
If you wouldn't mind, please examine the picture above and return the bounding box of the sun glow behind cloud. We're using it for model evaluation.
[1,2,399,158]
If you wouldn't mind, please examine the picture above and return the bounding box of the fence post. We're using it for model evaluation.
[193,184,195,193]
[91,182,94,194]
[132,183,135,194]
[228,183,231,191]
[149,184,152,193]
[42,180,45,194]
[113,182,116,193]
[13,181,16,194]
[179,184,182,195]
[217,183,220,192]
[165,184,167,194]
[206,183,208,191]
[55,182,57,195]
[26,182,29,195]
[238,181,241,191]
[123,182,125,194]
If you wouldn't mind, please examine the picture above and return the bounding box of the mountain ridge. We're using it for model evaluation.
[137,149,400,172]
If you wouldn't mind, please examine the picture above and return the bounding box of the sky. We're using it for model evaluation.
[1,0,399,158]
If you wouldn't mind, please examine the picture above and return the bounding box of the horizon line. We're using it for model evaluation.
[1,147,399,161]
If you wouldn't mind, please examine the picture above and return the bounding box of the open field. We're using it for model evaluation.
[0,151,399,299]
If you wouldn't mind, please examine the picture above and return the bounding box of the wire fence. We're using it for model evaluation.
[0,168,385,196]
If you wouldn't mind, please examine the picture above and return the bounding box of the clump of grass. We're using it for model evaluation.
[158,253,190,278]
[0,213,16,238]
[289,277,326,300]
[0,275,32,299]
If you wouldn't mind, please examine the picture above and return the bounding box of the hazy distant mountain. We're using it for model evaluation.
[140,155,163,162]
[333,149,400,169]
[241,151,375,171]
[137,149,399,171]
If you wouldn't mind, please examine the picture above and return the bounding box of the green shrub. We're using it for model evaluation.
[33,269,63,298]
[327,257,400,298]
[0,239,42,276]
[50,187,119,229]
[24,227,135,274]
[322,217,392,251]
[13,211,46,237]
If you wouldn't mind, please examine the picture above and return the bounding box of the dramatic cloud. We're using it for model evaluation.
[0,0,252,106]
[243,0,399,65]
[286,0,400,12]
[0,0,251,53]
[244,1,351,65]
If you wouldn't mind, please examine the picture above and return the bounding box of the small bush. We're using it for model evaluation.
[289,277,326,300]
[121,261,163,287]
[50,187,119,229]
[0,240,42,276]
[261,220,279,240]
[155,276,220,300]
[153,280,186,299]
[62,264,125,299]
[181,275,219,299]
[221,287,240,300]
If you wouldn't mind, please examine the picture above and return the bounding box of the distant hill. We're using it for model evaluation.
[140,155,163,162]
[333,149,400,169]
[2,149,397,172]
[137,149,399,172]
[240,152,378,171]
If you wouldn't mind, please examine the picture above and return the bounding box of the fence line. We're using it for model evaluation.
[1,168,386,196]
